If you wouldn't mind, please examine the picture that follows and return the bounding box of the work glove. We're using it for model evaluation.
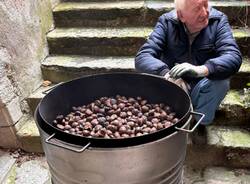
[169,63,209,78]
[164,73,190,93]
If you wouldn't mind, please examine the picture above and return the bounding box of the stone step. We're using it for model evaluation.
[62,0,247,2]
[16,116,43,153]
[16,116,250,170]
[61,0,147,2]
[231,57,250,89]
[41,55,135,82]
[184,166,250,184]
[1,150,51,184]
[47,27,250,56]
[186,125,250,169]
[47,27,150,56]
[53,1,146,28]
[41,55,250,89]
[13,159,50,184]
[215,89,250,126]
[53,1,250,28]
[0,150,16,183]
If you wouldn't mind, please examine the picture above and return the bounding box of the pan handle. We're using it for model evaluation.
[45,133,91,153]
[175,111,205,133]
[42,82,63,95]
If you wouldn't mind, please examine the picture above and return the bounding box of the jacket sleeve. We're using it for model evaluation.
[204,15,242,80]
[135,15,170,76]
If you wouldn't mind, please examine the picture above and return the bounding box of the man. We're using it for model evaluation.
[135,0,242,141]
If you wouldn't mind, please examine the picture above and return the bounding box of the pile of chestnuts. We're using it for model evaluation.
[52,95,179,139]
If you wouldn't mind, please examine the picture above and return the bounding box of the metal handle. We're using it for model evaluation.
[42,82,63,95]
[45,133,91,153]
[175,111,205,133]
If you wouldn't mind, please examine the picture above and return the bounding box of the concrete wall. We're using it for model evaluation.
[0,0,53,148]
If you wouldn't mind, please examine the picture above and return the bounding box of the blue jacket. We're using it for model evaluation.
[135,8,242,83]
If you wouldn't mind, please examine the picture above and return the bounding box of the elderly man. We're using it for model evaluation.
[135,0,242,141]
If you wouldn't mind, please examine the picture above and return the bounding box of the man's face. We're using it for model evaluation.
[179,0,209,33]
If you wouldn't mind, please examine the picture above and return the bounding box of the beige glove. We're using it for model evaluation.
[164,73,190,93]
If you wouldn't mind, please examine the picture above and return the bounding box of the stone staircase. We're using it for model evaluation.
[16,0,250,178]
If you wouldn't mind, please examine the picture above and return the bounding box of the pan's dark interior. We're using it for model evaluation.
[37,73,191,147]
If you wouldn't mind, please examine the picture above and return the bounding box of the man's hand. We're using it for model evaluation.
[169,63,209,78]
[164,73,190,93]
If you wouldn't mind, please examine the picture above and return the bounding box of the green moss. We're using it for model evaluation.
[222,87,250,109]
[17,118,40,136]
[6,165,16,184]
[48,27,152,38]
[39,0,53,36]
[54,2,78,11]
[54,2,144,12]
[240,58,250,73]
[221,129,250,148]
[223,90,243,106]
[233,29,250,38]
[243,88,250,107]
[36,0,53,60]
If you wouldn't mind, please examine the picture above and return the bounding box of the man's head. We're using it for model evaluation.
[175,0,209,33]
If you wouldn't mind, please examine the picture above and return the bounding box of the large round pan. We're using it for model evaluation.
[38,73,203,148]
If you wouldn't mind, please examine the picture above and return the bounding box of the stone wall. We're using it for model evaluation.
[0,0,53,148]
[51,0,61,8]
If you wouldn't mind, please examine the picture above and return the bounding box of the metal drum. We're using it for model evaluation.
[35,73,204,184]
[36,108,192,184]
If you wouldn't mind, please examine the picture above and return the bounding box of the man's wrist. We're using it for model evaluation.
[198,65,209,77]
[160,68,170,76]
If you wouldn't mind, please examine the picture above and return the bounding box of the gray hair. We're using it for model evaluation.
[174,0,186,11]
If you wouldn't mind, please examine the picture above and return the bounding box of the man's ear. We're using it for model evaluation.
[177,10,185,23]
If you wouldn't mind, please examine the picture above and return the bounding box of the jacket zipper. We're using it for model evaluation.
[188,39,192,63]
[196,44,215,51]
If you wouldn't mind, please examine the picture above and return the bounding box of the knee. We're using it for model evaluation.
[199,78,230,94]
[208,79,230,93]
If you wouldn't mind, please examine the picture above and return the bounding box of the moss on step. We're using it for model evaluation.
[240,58,250,73]
[221,88,250,108]
[233,29,250,38]
[16,118,43,153]
[208,126,250,148]
[54,1,144,11]
[214,89,250,125]
[5,165,16,184]
[222,130,250,147]
[42,55,135,69]
[47,27,152,38]
[35,0,53,61]
[204,167,250,183]
[221,90,244,107]
[48,27,249,39]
